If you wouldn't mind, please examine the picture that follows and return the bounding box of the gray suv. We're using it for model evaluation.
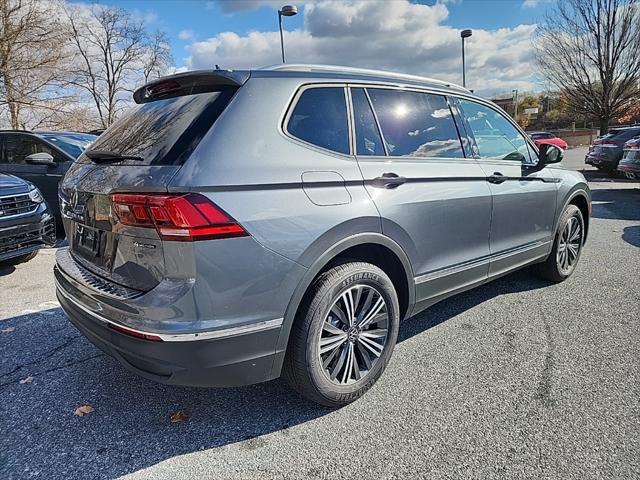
[55,65,591,407]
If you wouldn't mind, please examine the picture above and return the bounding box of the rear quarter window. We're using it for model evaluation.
[286,87,350,155]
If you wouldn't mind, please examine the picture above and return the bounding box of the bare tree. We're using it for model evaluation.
[0,0,70,129]
[534,0,640,134]
[143,30,172,84]
[66,5,149,128]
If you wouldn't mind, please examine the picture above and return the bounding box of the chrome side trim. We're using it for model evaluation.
[414,240,551,284]
[55,279,283,342]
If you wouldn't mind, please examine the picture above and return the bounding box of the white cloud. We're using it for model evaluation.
[185,0,539,96]
[522,0,552,8]
[178,29,195,41]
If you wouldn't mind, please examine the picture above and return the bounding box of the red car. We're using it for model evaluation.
[529,131,568,150]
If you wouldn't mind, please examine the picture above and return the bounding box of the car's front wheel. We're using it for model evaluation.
[283,262,400,407]
[535,204,585,282]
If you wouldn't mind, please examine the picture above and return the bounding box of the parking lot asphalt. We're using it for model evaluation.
[1,147,638,480]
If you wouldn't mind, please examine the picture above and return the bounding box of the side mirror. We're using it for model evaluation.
[538,143,563,165]
[25,152,55,166]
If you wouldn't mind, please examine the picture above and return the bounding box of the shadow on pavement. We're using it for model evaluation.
[622,226,640,248]
[0,268,551,479]
[590,188,640,221]
[0,264,16,277]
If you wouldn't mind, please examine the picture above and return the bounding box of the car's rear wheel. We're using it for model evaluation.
[535,204,584,282]
[283,262,400,407]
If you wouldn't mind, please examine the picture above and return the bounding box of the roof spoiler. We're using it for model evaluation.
[133,70,250,104]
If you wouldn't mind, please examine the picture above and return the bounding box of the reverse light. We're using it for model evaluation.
[110,193,249,241]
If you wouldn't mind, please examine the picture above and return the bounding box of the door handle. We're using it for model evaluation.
[373,172,407,189]
[487,172,507,184]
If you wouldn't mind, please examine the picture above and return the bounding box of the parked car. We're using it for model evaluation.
[0,130,97,233]
[585,126,640,173]
[617,136,640,179]
[54,65,591,407]
[0,173,55,265]
[528,131,568,150]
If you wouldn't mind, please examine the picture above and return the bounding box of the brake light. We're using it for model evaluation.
[109,322,163,341]
[599,139,617,146]
[110,193,249,241]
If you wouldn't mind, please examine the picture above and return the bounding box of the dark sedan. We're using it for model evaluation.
[585,126,640,173]
[0,173,55,265]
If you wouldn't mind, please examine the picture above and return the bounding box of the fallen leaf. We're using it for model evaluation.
[170,410,188,423]
[19,375,34,384]
[74,404,94,417]
[1,327,15,333]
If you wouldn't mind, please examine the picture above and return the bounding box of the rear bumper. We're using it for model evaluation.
[56,279,283,387]
[0,211,55,262]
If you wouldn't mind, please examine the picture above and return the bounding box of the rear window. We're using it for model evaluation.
[286,87,350,154]
[83,88,236,165]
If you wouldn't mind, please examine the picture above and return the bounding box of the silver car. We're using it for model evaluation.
[55,65,591,407]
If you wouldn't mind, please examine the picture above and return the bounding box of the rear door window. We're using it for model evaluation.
[367,88,464,158]
[84,88,237,165]
[287,87,350,154]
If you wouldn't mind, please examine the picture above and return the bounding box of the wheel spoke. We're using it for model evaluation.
[341,290,356,326]
[340,343,355,384]
[330,344,348,381]
[319,333,347,355]
[330,303,348,326]
[358,335,384,357]
[356,341,373,370]
[360,328,387,339]
[358,296,385,329]
[322,321,344,335]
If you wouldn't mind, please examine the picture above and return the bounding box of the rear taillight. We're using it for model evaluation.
[599,139,617,146]
[110,193,249,241]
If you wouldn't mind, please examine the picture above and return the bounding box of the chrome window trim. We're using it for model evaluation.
[56,280,283,342]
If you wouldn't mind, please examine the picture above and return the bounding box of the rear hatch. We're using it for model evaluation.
[59,71,246,293]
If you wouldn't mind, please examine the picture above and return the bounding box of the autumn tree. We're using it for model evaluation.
[0,0,70,129]
[534,0,640,134]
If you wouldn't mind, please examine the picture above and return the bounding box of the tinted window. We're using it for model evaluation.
[351,88,385,156]
[367,89,464,158]
[1,134,65,164]
[459,99,534,164]
[85,88,236,165]
[287,87,349,154]
[38,133,96,159]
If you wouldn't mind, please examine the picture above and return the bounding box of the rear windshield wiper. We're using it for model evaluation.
[85,150,144,163]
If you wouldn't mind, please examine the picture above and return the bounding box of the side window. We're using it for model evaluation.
[351,88,385,156]
[3,135,33,164]
[1,134,63,164]
[287,87,350,154]
[458,99,534,164]
[367,89,464,158]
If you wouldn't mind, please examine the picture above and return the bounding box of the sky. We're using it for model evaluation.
[83,0,557,97]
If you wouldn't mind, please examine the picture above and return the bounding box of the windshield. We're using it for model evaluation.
[84,88,237,165]
[38,132,97,159]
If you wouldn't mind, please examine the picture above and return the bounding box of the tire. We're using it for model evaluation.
[535,204,584,282]
[2,251,38,266]
[283,262,400,407]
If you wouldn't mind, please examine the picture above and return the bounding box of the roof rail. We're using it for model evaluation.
[259,64,469,92]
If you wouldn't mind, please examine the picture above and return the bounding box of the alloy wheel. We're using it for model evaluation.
[556,215,582,275]
[317,284,389,385]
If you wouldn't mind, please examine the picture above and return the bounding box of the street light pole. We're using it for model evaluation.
[460,29,472,88]
[512,89,519,120]
[278,5,298,63]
